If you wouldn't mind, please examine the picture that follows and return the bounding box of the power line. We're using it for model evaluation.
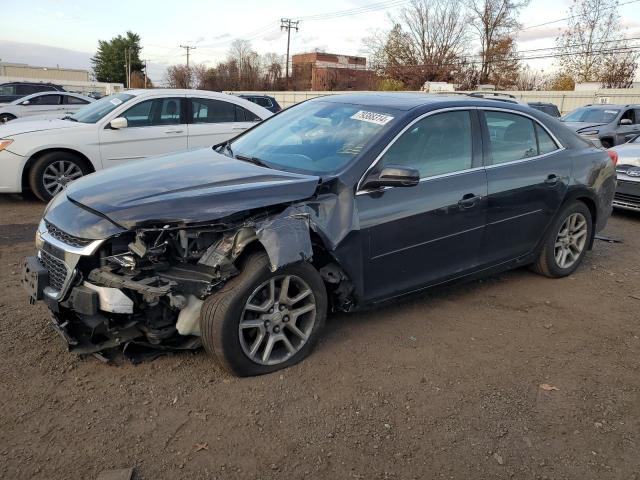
[298,0,409,21]
[520,0,640,30]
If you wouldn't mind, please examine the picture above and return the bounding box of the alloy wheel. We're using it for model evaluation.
[42,160,84,197]
[554,212,588,269]
[239,274,316,366]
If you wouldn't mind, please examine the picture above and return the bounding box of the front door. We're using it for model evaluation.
[20,94,63,118]
[616,108,640,145]
[479,109,572,265]
[356,109,488,302]
[99,96,188,167]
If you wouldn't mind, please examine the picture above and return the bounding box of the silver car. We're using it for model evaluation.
[0,92,93,123]
[610,136,640,212]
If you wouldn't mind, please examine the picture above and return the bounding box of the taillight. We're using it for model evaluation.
[607,150,618,166]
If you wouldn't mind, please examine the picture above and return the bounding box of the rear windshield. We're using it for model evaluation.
[563,107,619,123]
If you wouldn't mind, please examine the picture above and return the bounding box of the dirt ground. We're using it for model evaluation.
[0,194,639,480]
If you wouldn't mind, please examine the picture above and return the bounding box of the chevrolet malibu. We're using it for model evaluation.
[0,89,271,201]
[22,93,617,376]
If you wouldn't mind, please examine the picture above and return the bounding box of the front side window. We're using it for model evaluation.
[27,94,61,106]
[71,93,135,123]
[620,109,637,124]
[229,101,396,175]
[484,111,539,164]
[379,110,473,178]
[121,98,183,127]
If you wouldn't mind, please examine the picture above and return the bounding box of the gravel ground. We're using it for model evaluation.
[1,194,639,480]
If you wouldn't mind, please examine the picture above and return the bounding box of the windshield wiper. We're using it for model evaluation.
[235,154,271,169]
[62,115,78,122]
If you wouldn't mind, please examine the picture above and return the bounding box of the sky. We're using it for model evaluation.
[1,0,640,84]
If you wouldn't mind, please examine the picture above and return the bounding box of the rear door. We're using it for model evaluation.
[187,97,261,148]
[479,109,571,265]
[356,109,488,301]
[20,94,63,118]
[99,96,187,167]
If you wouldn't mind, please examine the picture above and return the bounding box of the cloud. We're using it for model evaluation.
[300,35,319,44]
[0,40,167,84]
[518,26,562,42]
[211,33,231,40]
[263,31,284,42]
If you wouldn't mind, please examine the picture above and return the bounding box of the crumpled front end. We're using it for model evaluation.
[21,204,334,360]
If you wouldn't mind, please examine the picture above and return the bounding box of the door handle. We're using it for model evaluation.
[544,174,559,186]
[458,193,481,210]
[164,129,184,134]
[232,127,248,131]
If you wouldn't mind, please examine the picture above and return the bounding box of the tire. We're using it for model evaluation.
[0,113,16,123]
[532,201,593,278]
[28,151,90,202]
[200,252,327,376]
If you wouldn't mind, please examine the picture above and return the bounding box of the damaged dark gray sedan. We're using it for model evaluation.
[22,94,616,376]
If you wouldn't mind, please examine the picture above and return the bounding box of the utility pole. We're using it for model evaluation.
[180,45,196,88]
[124,48,129,89]
[143,59,148,88]
[280,18,299,89]
[127,48,131,89]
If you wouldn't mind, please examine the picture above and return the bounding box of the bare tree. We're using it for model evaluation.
[466,0,528,83]
[556,0,638,86]
[514,66,546,90]
[165,64,190,88]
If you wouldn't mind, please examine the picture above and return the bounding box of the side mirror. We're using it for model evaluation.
[21,100,30,106]
[361,165,420,190]
[109,117,128,129]
[620,118,633,125]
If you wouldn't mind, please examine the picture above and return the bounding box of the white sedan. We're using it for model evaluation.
[0,89,272,200]
[0,92,93,123]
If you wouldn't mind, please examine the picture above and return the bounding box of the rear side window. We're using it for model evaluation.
[64,96,89,105]
[0,85,16,95]
[380,110,473,178]
[484,111,557,164]
[28,94,61,105]
[235,105,261,122]
[535,124,559,155]
[191,98,261,123]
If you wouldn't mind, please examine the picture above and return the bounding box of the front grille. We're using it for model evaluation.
[614,192,640,204]
[40,249,68,292]
[45,221,93,248]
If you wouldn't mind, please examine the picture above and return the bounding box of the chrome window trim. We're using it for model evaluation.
[356,106,477,194]
[356,105,566,195]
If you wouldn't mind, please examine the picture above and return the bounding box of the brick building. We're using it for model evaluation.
[291,52,375,91]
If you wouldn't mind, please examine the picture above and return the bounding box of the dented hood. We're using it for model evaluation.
[65,147,320,230]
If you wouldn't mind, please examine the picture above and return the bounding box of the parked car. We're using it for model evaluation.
[0,89,271,201]
[0,92,93,123]
[609,136,640,211]
[0,82,66,104]
[238,94,282,113]
[528,102,561,118]
[21,93,616,376]
[561,104,640,148]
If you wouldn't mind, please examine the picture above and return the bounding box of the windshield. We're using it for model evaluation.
[70,93,135,123]
[563,107,619,123]
[228,101,397,175]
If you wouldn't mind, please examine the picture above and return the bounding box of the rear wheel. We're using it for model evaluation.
[532,201,593,278]
[200,252,327,376]
[28,151,90,201]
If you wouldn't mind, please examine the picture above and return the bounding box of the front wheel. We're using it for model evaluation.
[28,151,90,201]
[532,201,593,278]
[200,252,327,376]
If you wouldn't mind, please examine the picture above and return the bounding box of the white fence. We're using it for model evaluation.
[228,88,640,114]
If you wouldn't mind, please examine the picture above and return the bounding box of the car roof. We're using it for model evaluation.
[577,104,637,109]
[126,89,247,99]
[309,92,537,112]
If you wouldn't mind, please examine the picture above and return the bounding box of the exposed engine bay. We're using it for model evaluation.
[24,203,354,362]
